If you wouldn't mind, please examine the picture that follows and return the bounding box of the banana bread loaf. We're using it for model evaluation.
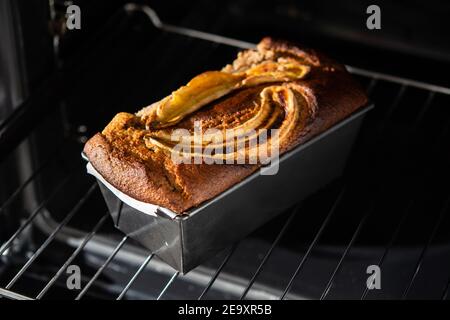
[83,37,368,214]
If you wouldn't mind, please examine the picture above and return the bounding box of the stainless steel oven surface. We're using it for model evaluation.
[1,0,450,301]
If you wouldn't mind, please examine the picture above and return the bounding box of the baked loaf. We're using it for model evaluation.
[84,38,368,214]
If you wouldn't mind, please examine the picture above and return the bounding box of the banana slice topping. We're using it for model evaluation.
[138,56,315,162]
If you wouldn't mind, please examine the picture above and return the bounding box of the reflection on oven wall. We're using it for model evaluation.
[0,0,52,242]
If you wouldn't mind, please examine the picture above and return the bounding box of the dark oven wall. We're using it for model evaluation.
[48,0,450,122]
[163,0,450,88]
[35,0,449,140]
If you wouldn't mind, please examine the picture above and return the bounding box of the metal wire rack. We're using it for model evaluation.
[1,5,450,300]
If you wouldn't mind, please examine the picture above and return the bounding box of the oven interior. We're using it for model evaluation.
[1,1,450,300]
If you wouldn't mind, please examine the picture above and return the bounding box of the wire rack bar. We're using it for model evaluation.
[402,195,450,299]
[0,172,75,256]
[364,95,448,300]
[0,287,33,300]
[117,253,155,300]
[360,203,411,300]
[36,213,110,299]
[346,66,450,96]
[4,183,97,290]
[415,91,435,125]
[366,78,378,95]
[377,84,407,134]
[75,236,128,300]
[442,280,450,300]
[198,244,238,300]
[0,137,69,215]
[240,209,298,300]
[320,208,371,300]
[280,187,346,300]
[156,271,179,300]
[0,157,51,215]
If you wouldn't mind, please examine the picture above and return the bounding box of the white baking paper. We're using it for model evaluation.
[86,162,177,219]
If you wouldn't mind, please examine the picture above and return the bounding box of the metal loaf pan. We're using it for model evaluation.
[83,103,373,273]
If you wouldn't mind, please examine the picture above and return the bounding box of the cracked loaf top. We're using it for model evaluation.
[83,37,368,214]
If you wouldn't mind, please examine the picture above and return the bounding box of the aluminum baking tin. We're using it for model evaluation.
[82,102,373,273]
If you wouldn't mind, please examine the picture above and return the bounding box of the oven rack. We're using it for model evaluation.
[1,4,450,300]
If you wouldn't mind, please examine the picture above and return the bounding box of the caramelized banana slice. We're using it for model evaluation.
[141,58,310,129]
[241,61,310,87]
[145,71,244,129]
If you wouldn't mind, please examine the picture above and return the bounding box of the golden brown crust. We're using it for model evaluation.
[83,38,367,214]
